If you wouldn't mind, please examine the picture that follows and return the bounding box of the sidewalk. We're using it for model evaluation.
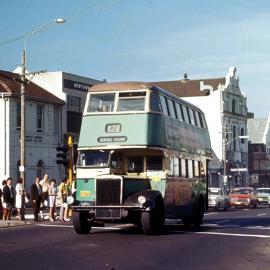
[0,219,32,228]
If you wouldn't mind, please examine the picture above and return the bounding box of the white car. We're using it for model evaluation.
[208,188,230,211]
[255,188,270,207]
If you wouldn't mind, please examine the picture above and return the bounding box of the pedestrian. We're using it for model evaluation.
[39,174,49,218]
[3,178,15,220]
[1,180,7,220]
[31,177,43,222]
[59,178,70,222]
[0,182,3,220]
[15,178,26,221]
[48,179,57,221]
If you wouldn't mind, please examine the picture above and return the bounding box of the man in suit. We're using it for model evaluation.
[31,177,43,221]
[3,177,15,220]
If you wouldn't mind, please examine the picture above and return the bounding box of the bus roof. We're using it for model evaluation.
[89,81,204,114]
[89,81,154,92]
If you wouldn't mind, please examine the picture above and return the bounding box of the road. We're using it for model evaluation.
[1,206,270,270]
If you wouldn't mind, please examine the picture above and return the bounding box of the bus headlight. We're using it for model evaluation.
[138,196,146,205]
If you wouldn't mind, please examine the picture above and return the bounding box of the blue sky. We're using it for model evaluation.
[0,0,270,117]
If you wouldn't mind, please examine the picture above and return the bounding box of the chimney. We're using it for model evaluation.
[182,73,189,82]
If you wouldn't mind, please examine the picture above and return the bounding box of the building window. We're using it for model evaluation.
[16,102,21,130]
[67,95,81,112]
[241,127,245,143]
[232,99,236,114]
[233,125,236,150]
[36,160,44,179]
[36,105,43,132]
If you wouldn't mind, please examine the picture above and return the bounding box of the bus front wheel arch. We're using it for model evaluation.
[73,211,92,234]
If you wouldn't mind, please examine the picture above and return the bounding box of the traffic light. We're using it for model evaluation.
[56,145,69,166]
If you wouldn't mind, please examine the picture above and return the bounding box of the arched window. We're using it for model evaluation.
[37,160,44,179]
[232,99,236,114]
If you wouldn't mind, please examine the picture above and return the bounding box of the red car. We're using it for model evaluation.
[229,187,258,208]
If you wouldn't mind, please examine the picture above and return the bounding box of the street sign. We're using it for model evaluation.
[230,168,247,172]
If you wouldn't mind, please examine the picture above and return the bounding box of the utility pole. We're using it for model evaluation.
[223,126,228,189]
[20,49,26,183]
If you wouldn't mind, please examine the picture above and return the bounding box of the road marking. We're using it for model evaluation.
[215,219,230,224]
[36,224,73,228]
[242,209,249,211]
[204,212,218,216]
[257,213,266,216]
[195,231,270,238]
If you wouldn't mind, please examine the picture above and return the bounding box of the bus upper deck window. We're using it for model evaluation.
[117,92,146,111]
[87,93,115,112]
[150,92,162,113]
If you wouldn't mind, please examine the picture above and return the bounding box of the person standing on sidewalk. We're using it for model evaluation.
[3,178,15,220]
[31,177,43,222]
[15,178,25,221]
[48,179,57,221]
[59,178,70,222]
[1,180,7,220]
[39,174,49,218]
[0,182,3,220]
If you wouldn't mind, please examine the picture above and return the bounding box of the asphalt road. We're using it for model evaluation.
[1,206,270,270]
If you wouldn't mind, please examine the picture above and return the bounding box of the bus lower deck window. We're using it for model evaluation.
[146,156,163,171]
[128,157,144,173]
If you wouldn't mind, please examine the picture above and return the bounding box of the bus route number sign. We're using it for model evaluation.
[97,136,127,143]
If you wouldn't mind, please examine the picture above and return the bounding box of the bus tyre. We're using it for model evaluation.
[182,216,193,229]
[141,195,165,235]
[73,212,92,234]
[141,210,164,235]
[193,198,205,228]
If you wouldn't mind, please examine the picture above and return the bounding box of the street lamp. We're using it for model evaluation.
[223,127,249,189]
[20,18,66,183]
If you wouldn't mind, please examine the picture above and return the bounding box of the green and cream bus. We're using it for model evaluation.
[72,82,212,235]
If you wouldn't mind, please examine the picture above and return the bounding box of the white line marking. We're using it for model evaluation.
[36,224,73,228]
[257,213,266,216]
[204,212,218,216]
[195,231,270,238]
[242,209,249,211]
[215,220,230,224]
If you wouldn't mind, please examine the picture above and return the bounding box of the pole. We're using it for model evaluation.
[67,135,73,186]
[20,49,26,183]
[223,126,228,189]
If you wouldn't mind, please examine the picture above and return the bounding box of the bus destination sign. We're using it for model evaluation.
[97,136,127,143]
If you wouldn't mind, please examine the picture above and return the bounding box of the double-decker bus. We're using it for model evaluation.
[72,82,212,235]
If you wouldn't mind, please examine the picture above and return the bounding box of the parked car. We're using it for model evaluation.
[208,188,230,211]
[229,187,258,208]
[255,188,270,207]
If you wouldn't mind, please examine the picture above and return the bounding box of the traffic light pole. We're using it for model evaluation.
[67,135,73,186]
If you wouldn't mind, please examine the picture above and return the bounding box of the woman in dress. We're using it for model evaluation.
[15,178,25,221]
[48,179,57,221]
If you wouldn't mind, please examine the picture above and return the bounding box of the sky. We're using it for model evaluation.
[0,0,270,117]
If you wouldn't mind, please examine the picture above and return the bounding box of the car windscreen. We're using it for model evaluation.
[209,190,219,195]
[255,189,270,194]
[231,189,251,194]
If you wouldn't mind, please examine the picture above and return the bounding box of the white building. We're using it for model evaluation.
[154,67,249,188]
[0,70,64,191]
[247,114,270,186]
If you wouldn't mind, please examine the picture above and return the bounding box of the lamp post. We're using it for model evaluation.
[222,126,249,189]
[20,18,66,183]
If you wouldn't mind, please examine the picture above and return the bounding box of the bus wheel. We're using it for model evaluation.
[141,210,164,235]
[193,198,205,228]
[73,212,92,234]
[141,195,164,235]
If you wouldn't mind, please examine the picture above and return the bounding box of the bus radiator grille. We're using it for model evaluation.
[96,179,121,219]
